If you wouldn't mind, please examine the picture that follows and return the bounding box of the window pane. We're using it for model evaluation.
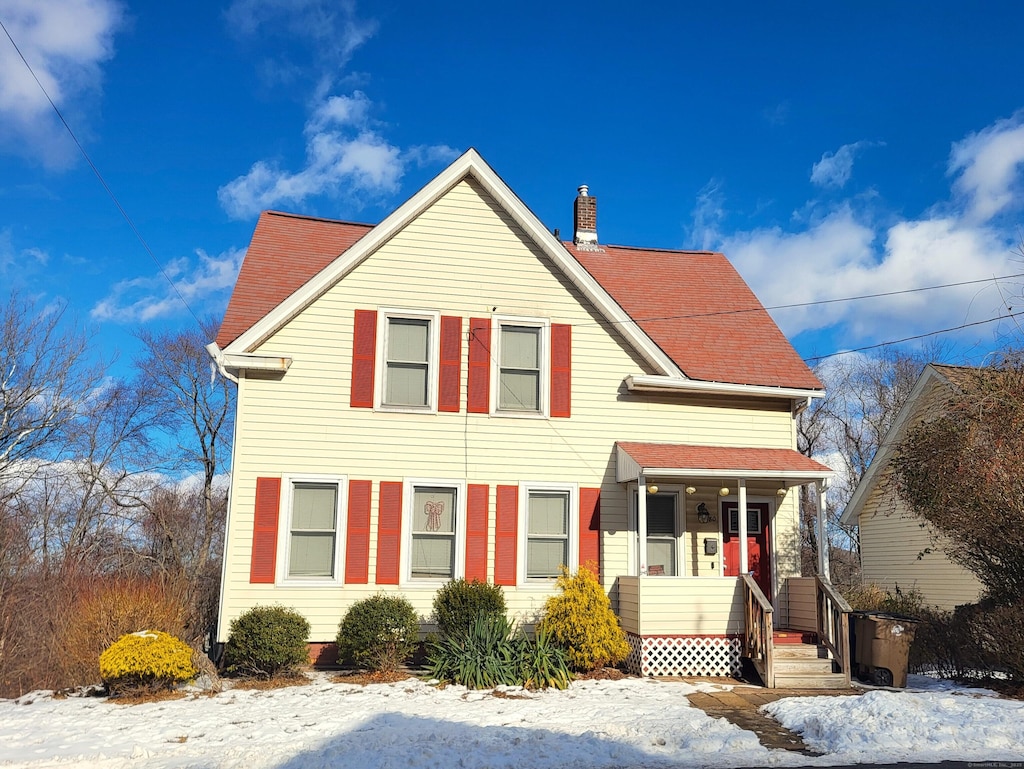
[499,370,539,410]
[501,326,539,368]
[385,363,428,406]
[292,484,337,530]
[647,538,676,576]
[387,318,429,363]
[527,539,567,579]
[529,492,568,535]
[411,534,454,578]
[646,496,675,536]
[289,532,335,577]
[412,487,455,533]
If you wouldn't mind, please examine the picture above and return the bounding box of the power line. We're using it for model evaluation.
[0,16,203,330]
[803,310,1024,363]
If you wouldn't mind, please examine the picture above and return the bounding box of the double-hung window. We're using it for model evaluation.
[377,310,440,411]
[493,316,549,415]
[283,476,346,582]
[519,483,578,583]
[404,480,466,582]
[645,494,678,576]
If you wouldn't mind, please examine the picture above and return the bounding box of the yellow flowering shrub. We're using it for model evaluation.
[538,565,629,672]
[99,630,197,695]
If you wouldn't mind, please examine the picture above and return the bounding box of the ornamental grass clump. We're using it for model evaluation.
[223,605,311,679]
[537,565,629,672]
[336,594,419,673]
[99,630,197,697]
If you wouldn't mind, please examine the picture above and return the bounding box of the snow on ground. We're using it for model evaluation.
[1,674,1022,769]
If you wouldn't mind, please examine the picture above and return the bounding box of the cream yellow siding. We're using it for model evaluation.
[219,179,806,641]
[856,379,983,611]
[615,576,744,636]
[783,576,817,632]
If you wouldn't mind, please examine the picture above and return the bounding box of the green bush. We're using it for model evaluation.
[516,626,572,690]
[432,579,506,639]
[537,566,629,672]
[99,630,197,696]
[337,594,419,673]
[223,605,310,679]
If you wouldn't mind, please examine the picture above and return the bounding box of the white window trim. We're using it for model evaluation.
[490,315,551,418]
[627,484,685,577]
[277,473,348,587]
[517,482,579,586]
[400,477,467,586]
[374,308,441,413]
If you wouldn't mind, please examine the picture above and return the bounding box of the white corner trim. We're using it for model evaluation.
[221,149,682,378]
[625,374,823,401]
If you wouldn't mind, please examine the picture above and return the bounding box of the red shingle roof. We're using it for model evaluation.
[216,211,822,391]
[617,442,832,474]
[566,243,821,389]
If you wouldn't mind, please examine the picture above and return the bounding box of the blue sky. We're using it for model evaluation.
[2,0,1024,376]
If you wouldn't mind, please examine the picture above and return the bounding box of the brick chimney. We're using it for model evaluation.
[573,185,598,249]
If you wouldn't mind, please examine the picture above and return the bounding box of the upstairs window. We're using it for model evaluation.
[493,317,549,415]
[376,310,440,411]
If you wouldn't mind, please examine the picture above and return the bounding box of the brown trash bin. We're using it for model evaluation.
[851,612,918,688]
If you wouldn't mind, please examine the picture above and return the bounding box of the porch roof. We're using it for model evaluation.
[615,441,833,484]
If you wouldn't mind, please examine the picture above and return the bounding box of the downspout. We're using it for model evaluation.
[205,342,239,384]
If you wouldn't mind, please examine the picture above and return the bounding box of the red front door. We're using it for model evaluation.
[721,502,772,599]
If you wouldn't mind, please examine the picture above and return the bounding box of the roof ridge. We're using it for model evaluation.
[265,210,374,228]
[564,240,719,256]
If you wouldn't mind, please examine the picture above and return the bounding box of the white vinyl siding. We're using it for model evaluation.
[217,177,804,640]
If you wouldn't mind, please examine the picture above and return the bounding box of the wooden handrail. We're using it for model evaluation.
[815,575,851,686]
[741,575,774,688]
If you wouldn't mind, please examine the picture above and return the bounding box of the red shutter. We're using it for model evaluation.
[438,315,462,413]
[345,480,372,584]
[494,485,518,586]
[466,484,489,582]
[467,318,491,414]
[250,477,281,584]
[579,487,601,579]
[550,323,571,418]
[376,481,403,585]
[350,310,377,408]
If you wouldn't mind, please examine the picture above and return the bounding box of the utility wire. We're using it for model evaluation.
[0,17,203,330]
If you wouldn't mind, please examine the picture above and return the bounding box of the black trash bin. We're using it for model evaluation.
[849,611,918,688]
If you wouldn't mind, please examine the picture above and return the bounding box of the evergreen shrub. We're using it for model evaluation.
[336,594,419,673]
[537,565,629,672]
[223,605,310,679]
[432,579,506,639]
[99,630,197,696]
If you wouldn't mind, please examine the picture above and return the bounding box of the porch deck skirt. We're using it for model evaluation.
[625,633,742,677]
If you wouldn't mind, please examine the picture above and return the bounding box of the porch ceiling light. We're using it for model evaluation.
[777,486,788,496]
[647,484,659,495]
[718,487,730,497]
[685,486,697,495]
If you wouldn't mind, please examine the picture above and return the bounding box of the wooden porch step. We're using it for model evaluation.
[772,671,849,689]
[773,629,818,645]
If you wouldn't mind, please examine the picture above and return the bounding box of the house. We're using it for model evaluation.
[840,364,984,611]
[208,149,846,687]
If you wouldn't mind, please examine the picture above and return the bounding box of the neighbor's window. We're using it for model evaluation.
[288,482,339,578]
[409,485,458,579]
[526,490,570,579]
[384,316,431,407]
[498,324,542,412]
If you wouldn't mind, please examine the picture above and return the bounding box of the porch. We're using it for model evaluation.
[615,574,851,687]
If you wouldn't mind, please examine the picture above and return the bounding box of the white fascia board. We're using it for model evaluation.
[222,149,682,377]
[221,353,292,372]
[837,364,946,526]
[626,374,824,401]
[624,467,832,483]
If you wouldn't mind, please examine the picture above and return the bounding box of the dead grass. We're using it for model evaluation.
[226,674,312,691]
[331,670,412,686]
[106,689,189,706]
[575,667,628,681]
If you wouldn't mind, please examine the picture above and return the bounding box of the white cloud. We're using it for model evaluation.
[218,90,459,219]
[0,0,123,168]
[703,117,1023,350]
[810,142,875,189]
[949,110,1024,224]
[91,247,245,323]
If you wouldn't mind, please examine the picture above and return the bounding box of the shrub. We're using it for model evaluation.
[537,565,629,672]
[844,583,925,616]
[223,605,310,679]
[99,630,197,696]
[337,594,419,673]
[965,600,1024,681]
[432,579,506,639]
[515,626,571,690]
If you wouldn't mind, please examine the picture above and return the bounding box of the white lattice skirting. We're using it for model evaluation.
[626,633,742,677]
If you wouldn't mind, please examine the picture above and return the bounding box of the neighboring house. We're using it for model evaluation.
[209,149,842,685]
[840,364,984,611]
